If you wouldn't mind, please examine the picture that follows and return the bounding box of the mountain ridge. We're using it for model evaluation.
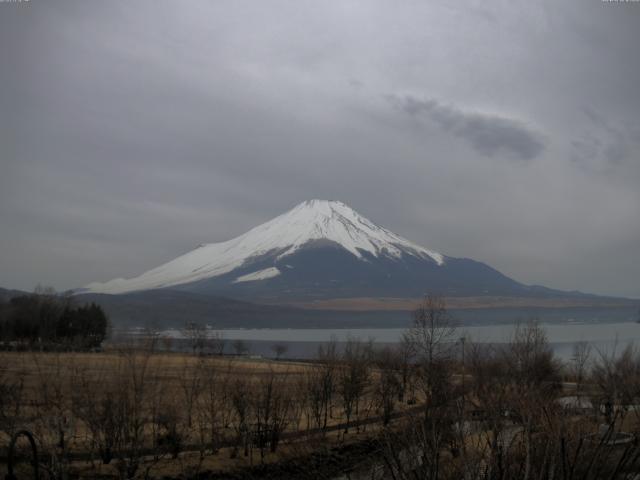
[82,199,444,295]
[81,200,601,302]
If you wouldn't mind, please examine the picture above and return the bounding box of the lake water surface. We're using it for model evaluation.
[162,320,640,360]
[202,322,638,343]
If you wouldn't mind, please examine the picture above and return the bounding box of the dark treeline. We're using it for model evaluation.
[0,286,109,349]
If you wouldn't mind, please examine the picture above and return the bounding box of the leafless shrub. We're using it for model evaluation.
[373,346,402,426]
[338,338,372,433]
[406,295,456,366]
[397,334,415,403]
[155,402,184,460]
[209,330,226,355]
[230,376,251,458]
[71,359,122,466]
[197,358,232,454]
[31,351,77,479]
[593,344,640,428]
[306,341,338,432]
[178,356,204,429]
[250,368,294,461]
[112,345,159,479]
[571,341,592,398]
[233,338,250,356]
[0,356,26,439]
[271,342,288,360]
[182,321,208,355]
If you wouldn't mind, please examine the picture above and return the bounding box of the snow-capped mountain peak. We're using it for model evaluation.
[83,200,444,294]
[259,199,443,262]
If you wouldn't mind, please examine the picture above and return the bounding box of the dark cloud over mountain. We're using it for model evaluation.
[387,94,545,161]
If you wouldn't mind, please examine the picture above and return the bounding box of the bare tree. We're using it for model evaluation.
[230,376,251,458]
[198,358,232,453]
[592,344,640,427]
[571,340,592,399]
[338,338,371,433]
[0,355,25,439]
[209,330,226,355]
[72,358,123,466]
[504,322,561,480]
[406,295,456,366]
[306,340,338,432]
[271,342,288,360]
[154,399,184,460]
[306,365,331,432]
[112,344,158,479]
[161,335,173,352]
[397,333,415,403]
[374,346,402,425]
[141,323,162,352]
[382,296,459,477]
[182,321,208,355]
[31,351,77,479]
[250,368,294,461]
[178,355,205,428]
[406,296,457,416]
[233,339,249,356]
[467,342,516,477]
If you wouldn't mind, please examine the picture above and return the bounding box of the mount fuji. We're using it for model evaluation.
[82,200,571,302]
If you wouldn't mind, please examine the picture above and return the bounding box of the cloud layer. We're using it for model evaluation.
[0,0,639,298]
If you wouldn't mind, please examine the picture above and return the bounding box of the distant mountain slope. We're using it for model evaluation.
[75,290,412,329]
[0,287,29,302]
[82,199,594,301]
[77,290,638,329]
[77,290,286,328]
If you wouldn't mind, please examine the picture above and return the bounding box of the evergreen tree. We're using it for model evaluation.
[0,289,110,349]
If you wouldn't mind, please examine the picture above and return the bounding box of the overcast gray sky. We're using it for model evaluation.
[1,0,639,298]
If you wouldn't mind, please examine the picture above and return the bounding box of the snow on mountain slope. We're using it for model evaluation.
[233,267,281,283]
[83,200,444,294]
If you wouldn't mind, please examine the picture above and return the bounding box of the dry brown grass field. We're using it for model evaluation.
[0,346,413,479]
[284,295,635,311]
